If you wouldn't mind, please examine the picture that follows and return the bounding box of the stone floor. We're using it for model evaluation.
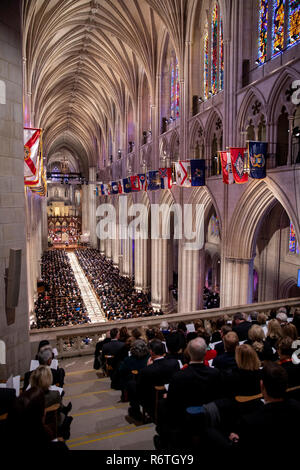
[61,355,156,450]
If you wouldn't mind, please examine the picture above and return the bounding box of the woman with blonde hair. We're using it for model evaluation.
[224,344,261,396]
[247,324,276,362]
[265,319,283,349]
[30,365,61,408]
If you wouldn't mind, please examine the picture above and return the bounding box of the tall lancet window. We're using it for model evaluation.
[273,0,285,56]
[203,2,224,100]
[288,0,300,46]
[258,0,269,64]
[171,56,180,118]
[204,28,209,99]
[211,3,219,94]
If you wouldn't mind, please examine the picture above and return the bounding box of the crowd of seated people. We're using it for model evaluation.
[203,287,220,309]
[94,305,300,453]
[75,249,162,320]
[0,341,72,453]
[31,250,90,329]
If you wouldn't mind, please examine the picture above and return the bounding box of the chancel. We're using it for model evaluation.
[0,0,300,456]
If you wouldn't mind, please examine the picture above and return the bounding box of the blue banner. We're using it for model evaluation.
[146,171,161,190]
[111,181,119,194]
[190,159,205,186]
[122,178,132,193]
[248,141,267,179]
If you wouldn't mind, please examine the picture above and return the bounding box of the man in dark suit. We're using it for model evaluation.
[23,347,64,391]
[128,339,180,422]
[278,337,300,387]
[212,331,239,371]
[230,362,300,455]
[232,312,252,341]
[101,328,126,387]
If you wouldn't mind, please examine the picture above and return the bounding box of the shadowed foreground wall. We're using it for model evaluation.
[0,0,30,380]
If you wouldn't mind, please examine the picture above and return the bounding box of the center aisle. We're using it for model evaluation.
[67,252,106,323]
[63,356,155,450]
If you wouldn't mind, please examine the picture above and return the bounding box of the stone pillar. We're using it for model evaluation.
[0,0,31,380]
[222,257,254,307]
[288,115,294,165]
[81,184,89,235]
[178,246,205,313]
[134,237,150,292]
[41,196,48,251]
[89,167,97,248]
[151,238,172,312]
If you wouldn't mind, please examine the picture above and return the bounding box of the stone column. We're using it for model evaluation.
[134,237,150,292]
[151,238,172,312]
[287,115,294,165]
[81,184,89,235]
[222,257,254,307]
[89,167,97,248]
[178,246,205,313]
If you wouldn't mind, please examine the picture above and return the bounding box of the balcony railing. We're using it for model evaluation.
[29,297,300,359]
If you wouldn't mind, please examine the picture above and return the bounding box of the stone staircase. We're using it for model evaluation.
[61,355,155,450]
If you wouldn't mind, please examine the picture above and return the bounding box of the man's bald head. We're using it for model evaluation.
[187,337,207,362]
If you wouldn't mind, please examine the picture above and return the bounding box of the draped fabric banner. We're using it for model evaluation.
[111,181,119,194]
[130,175,141,192]
[159,168,173,189]
[175,161,191,187]
[138,174,147,191]
[220,151,234,184]
[146,171,161,191]
[190,159,205,186]
[24,128,41,178]
[118,180,124,194]
[248,141,267,179]
[230,147,248,184]
[24,127,47,196]
[122,178,132,193]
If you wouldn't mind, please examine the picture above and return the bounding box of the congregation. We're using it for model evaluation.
[75,249,161,320]
[94,306,300,452]
[31,251,90,329]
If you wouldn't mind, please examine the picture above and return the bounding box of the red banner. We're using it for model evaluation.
[230,148,248,184]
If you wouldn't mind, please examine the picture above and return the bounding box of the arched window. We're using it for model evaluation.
[288,0,300,46]
[204,29,209,100]
[258,0,269,64]
[273,0,285,56]
[203,2,224,100]
[289,221,299,254]
[171,56,180,119]
[257,0,300,64]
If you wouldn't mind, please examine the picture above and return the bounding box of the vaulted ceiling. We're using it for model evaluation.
[22,0,194,175]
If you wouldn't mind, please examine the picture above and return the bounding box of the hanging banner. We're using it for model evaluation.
[130,175,141,192]
[190,159,205,186]
[159,168,173,189]
[175,161,191,187]
[220,151,234,184]
[146,171,161,191]
[24,128,41,178]
[138,174,147,191]
[122,177,132,193]
[230,148,248,184]
[111,181,119,194]
[248,141,267,179]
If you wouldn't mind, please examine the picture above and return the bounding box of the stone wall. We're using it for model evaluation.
[0,0,30,380]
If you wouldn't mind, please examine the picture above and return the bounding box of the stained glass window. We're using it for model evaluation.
[204,29,209,99]
[273,0,285,55]
[211,4,219,95]
[289,221,300,254]
[211,215,220,237]
[288,0,300,47]
[258,0,269,64]
[219,19,224,90]
[171,56,180,118]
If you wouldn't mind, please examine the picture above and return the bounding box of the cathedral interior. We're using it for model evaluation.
[0,0,300,453]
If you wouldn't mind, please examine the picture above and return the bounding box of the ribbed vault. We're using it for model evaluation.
[22,0,194,171]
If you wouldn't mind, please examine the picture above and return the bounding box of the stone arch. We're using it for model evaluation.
[226,179,300,260]
[205,109,223,175]
[169,130,180,162]
[189,118,205,159]
[280,277,300,298]
[236,86,267,144]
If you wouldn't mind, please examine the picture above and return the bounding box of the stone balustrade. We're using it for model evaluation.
[29,297,300,359]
